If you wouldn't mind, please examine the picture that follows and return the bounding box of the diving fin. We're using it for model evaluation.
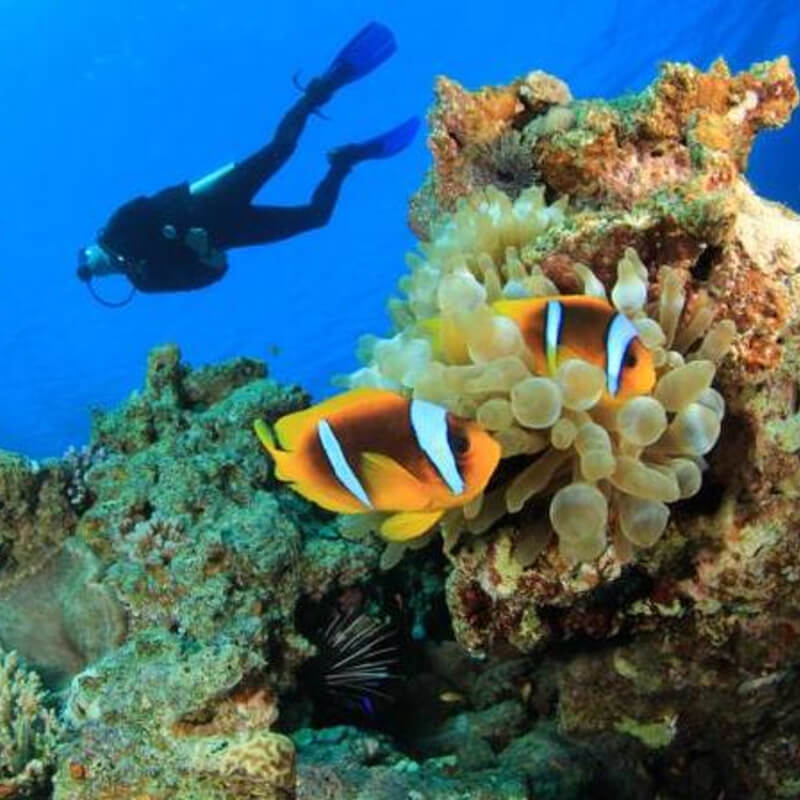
[329,116,420,167]
[323,22,397,91]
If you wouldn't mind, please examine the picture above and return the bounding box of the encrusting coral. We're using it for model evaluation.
[0,647,64,798]
[410,57,798,234]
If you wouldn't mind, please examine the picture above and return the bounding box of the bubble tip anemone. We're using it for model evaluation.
[348,184,731,564]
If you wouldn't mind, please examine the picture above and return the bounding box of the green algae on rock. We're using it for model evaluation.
[5,345,381,799]
[0,452,77,575]
[293,721,604,800]
[56,629,296,800]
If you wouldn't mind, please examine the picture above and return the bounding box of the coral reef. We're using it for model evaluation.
[62,444,108,512]
[1,54,799,800]
[0,346,380,798]
[0,453,77,575]
[56,629,296,799]
[0,648,64,798]
[347,56,800,796]
[292,722,605,799]
[351,52,800,629]
[411,57,797,234]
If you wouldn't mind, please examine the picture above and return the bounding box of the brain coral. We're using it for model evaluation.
[346,186,733,565]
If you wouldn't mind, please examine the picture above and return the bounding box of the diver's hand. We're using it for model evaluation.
[203,250,227,272]
[185,226,227,272]
[185,227,210,256]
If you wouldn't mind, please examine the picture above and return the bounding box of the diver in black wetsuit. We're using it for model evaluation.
[76,22,419,304]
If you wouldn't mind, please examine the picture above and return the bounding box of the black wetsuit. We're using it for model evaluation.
[99,87,350,293]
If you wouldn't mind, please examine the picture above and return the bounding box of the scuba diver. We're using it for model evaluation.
[76,22,419,306]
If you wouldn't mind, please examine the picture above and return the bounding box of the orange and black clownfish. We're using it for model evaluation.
[429,295,655,402]
[494,296,655,400]
[253,388,501,542]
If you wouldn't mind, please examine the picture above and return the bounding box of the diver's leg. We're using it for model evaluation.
[195,23,398,206]
[200,91,320,205]
[220,117,420,249]
[222,161,352,249]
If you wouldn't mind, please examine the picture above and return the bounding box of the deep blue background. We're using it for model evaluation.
[1,0,797,457]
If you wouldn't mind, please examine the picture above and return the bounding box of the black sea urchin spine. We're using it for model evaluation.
[318,612,399,709]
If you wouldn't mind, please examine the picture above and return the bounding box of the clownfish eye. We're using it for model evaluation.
[449,431,470,456]
[624,352,637,368]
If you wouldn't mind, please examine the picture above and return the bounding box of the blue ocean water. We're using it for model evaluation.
[0,0,797,458]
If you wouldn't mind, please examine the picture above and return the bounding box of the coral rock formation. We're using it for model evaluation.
[352,56,800,796]
[0,346,381,798]
[412,57,797,233]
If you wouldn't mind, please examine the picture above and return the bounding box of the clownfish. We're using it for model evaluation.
[495,296,655,400]
[253,388,501,541]
[427,295,655,402]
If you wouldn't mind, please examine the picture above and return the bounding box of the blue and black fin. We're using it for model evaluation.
[329,116,420,166]
[322,21,397,91]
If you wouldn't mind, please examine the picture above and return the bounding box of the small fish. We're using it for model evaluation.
[494,296,655,400]
[254,388,501,541]
[425,295,655,401]
[439,690,466,704]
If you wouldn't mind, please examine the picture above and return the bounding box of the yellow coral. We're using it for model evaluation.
[348,186,734,563]
[191,730,295,795]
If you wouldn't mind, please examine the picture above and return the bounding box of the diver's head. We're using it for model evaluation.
[76,243,137,308]
[76,244,122,282]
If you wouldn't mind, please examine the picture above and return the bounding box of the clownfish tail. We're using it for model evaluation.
[253,418,295,482]
[253,418,278,455]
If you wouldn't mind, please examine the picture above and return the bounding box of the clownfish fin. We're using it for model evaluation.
[289,477,367,514]
[380,509,444,541]
[272,409,313,451]
[360,451,429,509]
[419,316,470,364]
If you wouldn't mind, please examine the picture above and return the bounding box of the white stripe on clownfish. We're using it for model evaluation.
[317,418,373,509]
[605,313,639,396]
[409,398,464,495]
[544,299,564,376]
